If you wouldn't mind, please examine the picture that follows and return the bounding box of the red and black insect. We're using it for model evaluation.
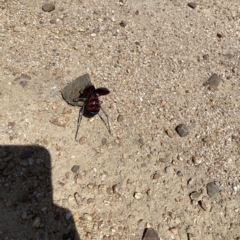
[74,85,111,140]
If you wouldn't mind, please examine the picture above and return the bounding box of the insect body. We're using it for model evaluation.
[74,85,111,140]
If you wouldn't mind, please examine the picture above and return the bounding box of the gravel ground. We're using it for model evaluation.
[0,0,240,239]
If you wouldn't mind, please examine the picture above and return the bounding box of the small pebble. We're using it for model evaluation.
[208,73,222,90]
[49,19,56,24]
[232,67,238,74]
[190,191,201,200]
[176,124,189,137]
[152,172,160,180]
[50,89,58,97]
[134,192,143,199]
[142,228,160,240]
[188,2,197,9]
[42,3,55,12]
[217,32,224,38]
[78,136,87,144]
[68,195,76,207]
[32,217,41,228]
[202,136,213,143]
[50,116,69,127]
[113,183,121,194]
[73,212,80,222]
[19,81,28,88]
[225,53,234,59]
[199,199,211,211]
[71,165,80,173]
[177,171,183,177]
[138,219,145,229]
[188,178,195,185]
[62,107,72,114]
[21,211,28,219]
[146,189,152,196]
[117,115,124,122]
[170,227,179,235]
[41,207,47,212]
[192,155,202,165]
[159,158,168,163]
[165,166,174,174]
[102,138,107,145]
[66,211,72,220]
[119,20,127,27]
[74,192,81,206]
[206,182,220,196]
[83,213,92,221]
[165,129,174,138]
[87,198,94,204]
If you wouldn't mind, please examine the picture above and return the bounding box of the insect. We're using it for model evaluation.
[73,85,111,140]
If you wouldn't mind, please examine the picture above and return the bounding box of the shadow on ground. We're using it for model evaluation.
[0,145,80,240]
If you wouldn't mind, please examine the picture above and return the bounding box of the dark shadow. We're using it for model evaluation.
[0,145,80,240]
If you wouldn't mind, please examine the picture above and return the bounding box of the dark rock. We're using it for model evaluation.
[208,73,222,90]
[188,2,197,9]
[142,228,159,240]
[120,20,127,27]
[206,182,220,197]
[71,165,80,173]
[202,54,209,60]
[217,32,224,38]
[42,3,55,12]
[175,124,189,137]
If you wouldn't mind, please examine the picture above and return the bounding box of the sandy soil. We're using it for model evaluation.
[0,0,240,239]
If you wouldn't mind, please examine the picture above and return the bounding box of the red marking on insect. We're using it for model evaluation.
[73,85,111,140]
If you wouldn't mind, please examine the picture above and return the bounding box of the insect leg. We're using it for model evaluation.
[99,106,111,134]
[75,104,85,141]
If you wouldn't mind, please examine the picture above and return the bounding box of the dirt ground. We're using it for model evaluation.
[0,0,240,239]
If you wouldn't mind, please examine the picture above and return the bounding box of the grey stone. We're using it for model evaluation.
[142,228,160,240]
[117,115,124,122]
[206,182,220,196]
[71,165,80,173]
[176,124,189,137]
[61,74,92,107]
[42,3,55,12]
[188,2,197,9]
[208,73,222,90]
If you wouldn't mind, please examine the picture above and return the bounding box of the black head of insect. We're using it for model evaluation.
[73,85,111,140]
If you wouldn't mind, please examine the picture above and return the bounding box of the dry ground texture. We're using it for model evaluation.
[0,0,240,239]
